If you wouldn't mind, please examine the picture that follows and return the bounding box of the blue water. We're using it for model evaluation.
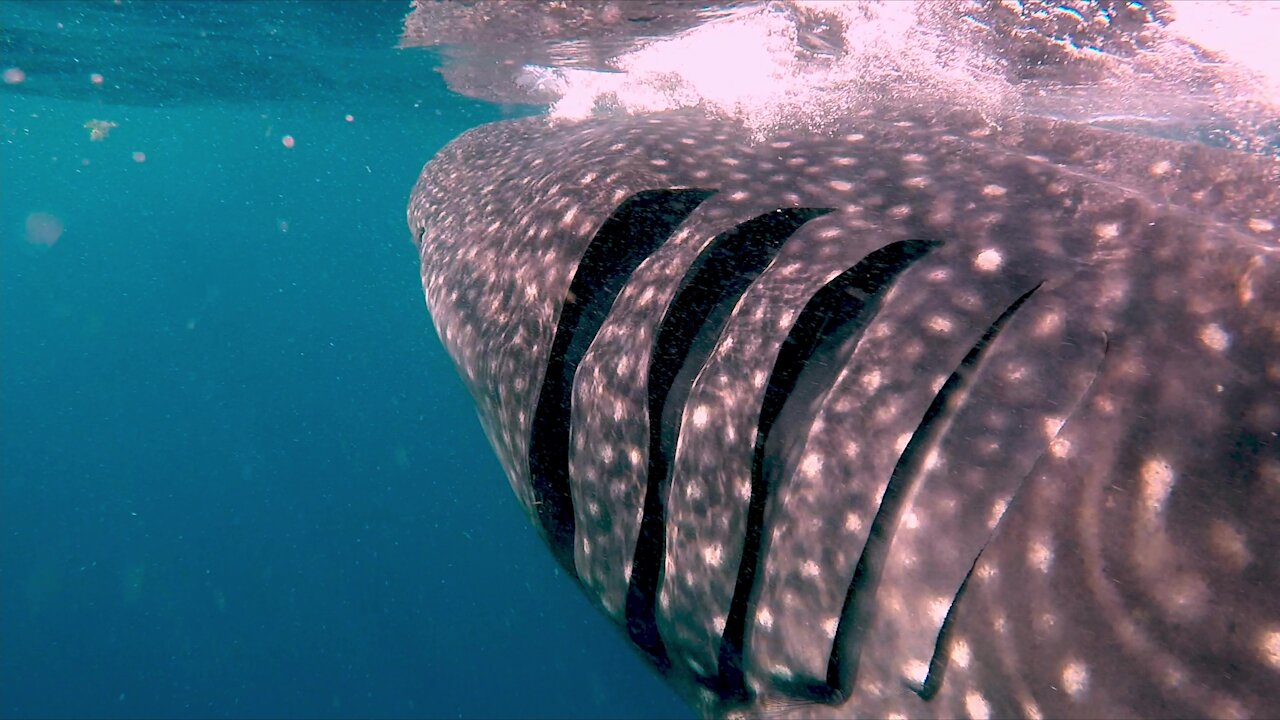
[0,2,690,717]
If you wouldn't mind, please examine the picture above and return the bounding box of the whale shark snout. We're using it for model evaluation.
[408,106,1280,718]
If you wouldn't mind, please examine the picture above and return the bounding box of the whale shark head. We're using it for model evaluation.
[408,103,1280,718]
[402,2,1280,716]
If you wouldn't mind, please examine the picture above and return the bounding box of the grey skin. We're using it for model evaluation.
[408,105,1280,719]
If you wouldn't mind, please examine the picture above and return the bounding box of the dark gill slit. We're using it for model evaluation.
[909,547,983,700]
[910,329,1107,700]
[822,281,1043,701]
[714,239,941,702]
[625,207,832,671]
[528,189,714,578]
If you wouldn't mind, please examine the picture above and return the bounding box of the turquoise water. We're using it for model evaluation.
[0,2,689,717]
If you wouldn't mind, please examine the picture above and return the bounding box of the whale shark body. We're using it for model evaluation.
[408,105,1280,718]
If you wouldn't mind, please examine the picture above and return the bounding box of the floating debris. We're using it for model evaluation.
[24,212,64,246]
[84,119,117,141]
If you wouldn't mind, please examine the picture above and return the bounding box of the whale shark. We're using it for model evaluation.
[408,101,1280,718]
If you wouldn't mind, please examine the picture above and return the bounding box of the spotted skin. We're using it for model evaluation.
[408,107,1280,718]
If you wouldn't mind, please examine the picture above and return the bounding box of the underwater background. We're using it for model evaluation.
[0,1,690,717]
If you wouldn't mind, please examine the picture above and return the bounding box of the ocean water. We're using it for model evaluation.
[0,2,690,718]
